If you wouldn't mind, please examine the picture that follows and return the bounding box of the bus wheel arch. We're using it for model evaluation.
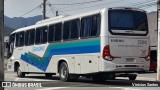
[58,59,79,81]
[58,60,70,81]
[58,59,68,73]
[14,61,25,77]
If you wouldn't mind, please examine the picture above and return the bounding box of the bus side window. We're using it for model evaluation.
[25,29,35,45]
[42,27,48,43]
[35,28,41,44]
[25,30,29,45]
[81,14,100,38]
[16,32,24,47]
[91,14,100,36]
[63,21,70,40]
[81,16,92,38]
[29,29,35,45]
[35,26,47,44]
[20,32,25,46]
[70,19,80,39]
[48,24,55,42]
[16,33,19,47]
[63,19,80,41]
[54,23,62,42]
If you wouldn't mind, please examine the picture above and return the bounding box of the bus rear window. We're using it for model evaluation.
[109,10,148,36]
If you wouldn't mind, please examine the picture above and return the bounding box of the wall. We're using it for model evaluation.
[148,11,157,50]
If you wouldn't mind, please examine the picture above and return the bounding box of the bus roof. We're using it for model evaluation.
[11,7,146,34]
[11,8,102,34]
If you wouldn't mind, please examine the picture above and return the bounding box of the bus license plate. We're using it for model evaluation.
[126,58,135,62]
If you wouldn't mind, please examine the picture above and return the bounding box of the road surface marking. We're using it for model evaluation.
[36,87,69,90]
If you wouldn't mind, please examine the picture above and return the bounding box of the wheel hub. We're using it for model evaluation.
[61,66,67,78]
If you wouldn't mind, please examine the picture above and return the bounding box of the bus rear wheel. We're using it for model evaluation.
[59,62,70,82]
[17,66,25,78]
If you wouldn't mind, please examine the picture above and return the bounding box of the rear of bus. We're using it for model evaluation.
[101,8,149,74]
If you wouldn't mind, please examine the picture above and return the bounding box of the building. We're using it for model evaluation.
[4,36,9,57]
[148,11,158,50]
[148,11,157,72]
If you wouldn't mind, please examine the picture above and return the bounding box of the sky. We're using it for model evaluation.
[4,0,157,18]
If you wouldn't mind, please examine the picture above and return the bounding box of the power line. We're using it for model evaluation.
[17,0,132,17]
[48,3,56,16]
[128,0,154,7]
[19,4,42,17]
[18,0,102,17]
[45,0,121,15]
[59,0,155,12]
[60,0,125,12]
[19,0,157,18]
[47,0,105,16]
[61,0,156,13]
[47,0,69,17]
[55,0,123,9]
[129,0,157,10]
[130,0,156,8]
[52,5,69,15]
[138,2,157,9]
[48,0,103,5]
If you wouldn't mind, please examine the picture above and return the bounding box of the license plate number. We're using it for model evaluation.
[126,58,134,62]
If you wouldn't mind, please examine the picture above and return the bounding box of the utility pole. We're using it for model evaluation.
[157,0,160,81]
[0,0,4,89]
[42,0,47,20]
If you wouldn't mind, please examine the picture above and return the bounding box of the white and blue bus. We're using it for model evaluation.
[7,7,150,81]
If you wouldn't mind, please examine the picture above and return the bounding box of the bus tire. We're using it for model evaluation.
[59,62,70,82]
[17,66,25,78]
[128,75,137,80]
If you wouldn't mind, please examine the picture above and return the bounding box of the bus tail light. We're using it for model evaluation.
[140,47,150,61]
[103,45,120,61]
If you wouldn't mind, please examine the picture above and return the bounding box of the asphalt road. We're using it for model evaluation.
[4,71,160,90]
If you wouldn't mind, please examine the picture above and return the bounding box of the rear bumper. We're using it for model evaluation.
[102,62,149,73]
[101,67,147,73]
[113,68,146,72]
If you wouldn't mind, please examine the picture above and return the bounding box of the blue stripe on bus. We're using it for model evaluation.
[21,45,100,71]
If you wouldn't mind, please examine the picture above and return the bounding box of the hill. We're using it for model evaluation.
[4,26,14,36]
[4,15,42,29]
